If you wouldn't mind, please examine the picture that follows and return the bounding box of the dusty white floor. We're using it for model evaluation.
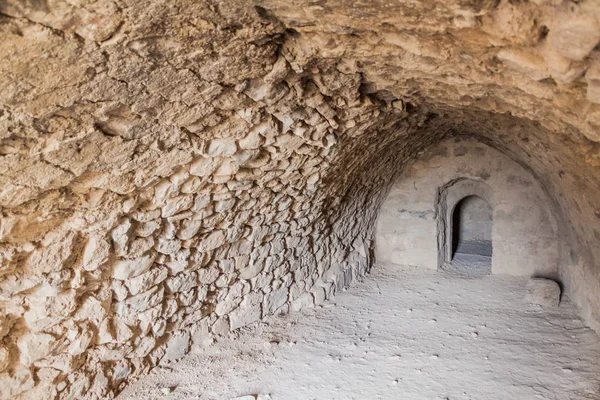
[118,264,600,400]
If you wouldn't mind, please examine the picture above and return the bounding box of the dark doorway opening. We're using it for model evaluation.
[450,195,493,274]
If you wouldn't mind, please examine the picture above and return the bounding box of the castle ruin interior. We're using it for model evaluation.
[1,0,600,399]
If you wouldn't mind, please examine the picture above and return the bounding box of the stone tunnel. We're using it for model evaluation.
[1,0,600,399]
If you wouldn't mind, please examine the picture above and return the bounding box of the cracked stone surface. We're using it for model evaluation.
[0,0,600,399]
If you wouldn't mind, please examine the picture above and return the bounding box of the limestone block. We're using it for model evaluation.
[192,194,211,212]
[548,15,600,61]
[112,252,156,280]
[138,306,161,336]
[215,293,242,317]
[239,258,264,280]
[112,280,129,301]
[155,238,182,255]
[97,318,114,344]
[127,237,155,258]
[0,366,34,400]
[111,219,132,253]
[181,176,202,194]
[177,218,202,240]
[115,286,164,317]
[165,272,198,294]
[537,42,586,83]
[166,249,192,274]
[291,292,314,312]
[215,198,236,213]
[125,266,168,296]
[97,344,133,362]
[586,63,600,104]
[73,295,106,324]
[196,230,226,252]
[135,220,161,238]
[25,235,74,275]
[162,195,193,218]
[152,319,167,337]
[214,159,239,176]
[131,336,156,359]
[189,157,220,177]
[206,138,237,157]
[524,278,561,307]
[264,287,289,314]
[197,265,220,285]
[82,235,110,271]
[252,273,273,292]
[17,332,57,366]
[132,209,161,223]
[497,48,549,81]
[112,359,132,381]
[313,287,327,305]
[67,327,94,356]
[24,287,77,332]
[232,149,260,167]
[163,331,190,361]
[229,292,263,331]
[239,125,266,149]
[0,346,9,373]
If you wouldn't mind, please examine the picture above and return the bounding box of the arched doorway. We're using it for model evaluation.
[450,195,493,274]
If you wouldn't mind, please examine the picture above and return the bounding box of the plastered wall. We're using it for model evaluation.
[376,137,560,278]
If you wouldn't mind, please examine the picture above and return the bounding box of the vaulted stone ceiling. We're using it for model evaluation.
[0,0,599,399]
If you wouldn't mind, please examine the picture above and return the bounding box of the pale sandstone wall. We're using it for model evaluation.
[1,0,600,399]
[376,138,560,278]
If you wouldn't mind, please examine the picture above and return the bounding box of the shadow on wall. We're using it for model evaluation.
[376,137,561,279]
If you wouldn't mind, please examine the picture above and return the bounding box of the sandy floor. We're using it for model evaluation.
[118,264,600,400]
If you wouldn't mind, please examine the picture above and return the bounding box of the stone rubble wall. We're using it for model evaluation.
[0,0,600,399]
[264,0,600,339]
[0,2,450,398]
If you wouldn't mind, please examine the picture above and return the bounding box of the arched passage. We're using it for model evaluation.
[2,0,600,397]
[451,195,493,258]
[450,195,493,275]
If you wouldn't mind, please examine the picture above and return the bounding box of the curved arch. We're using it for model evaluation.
[436,178,497,269]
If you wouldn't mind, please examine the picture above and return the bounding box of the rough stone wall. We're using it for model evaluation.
[376,138,560,277]
[262,0,600,334]
[1,0,600,399]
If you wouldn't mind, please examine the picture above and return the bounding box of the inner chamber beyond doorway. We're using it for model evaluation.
[450,195,493,275]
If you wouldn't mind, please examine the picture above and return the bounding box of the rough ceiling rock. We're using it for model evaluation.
[0,0,599,399]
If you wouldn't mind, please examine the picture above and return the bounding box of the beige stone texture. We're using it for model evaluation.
[0,0,599,398]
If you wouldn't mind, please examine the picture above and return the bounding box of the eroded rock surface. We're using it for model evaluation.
[525,278,562,307]
[0,0,599,399]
